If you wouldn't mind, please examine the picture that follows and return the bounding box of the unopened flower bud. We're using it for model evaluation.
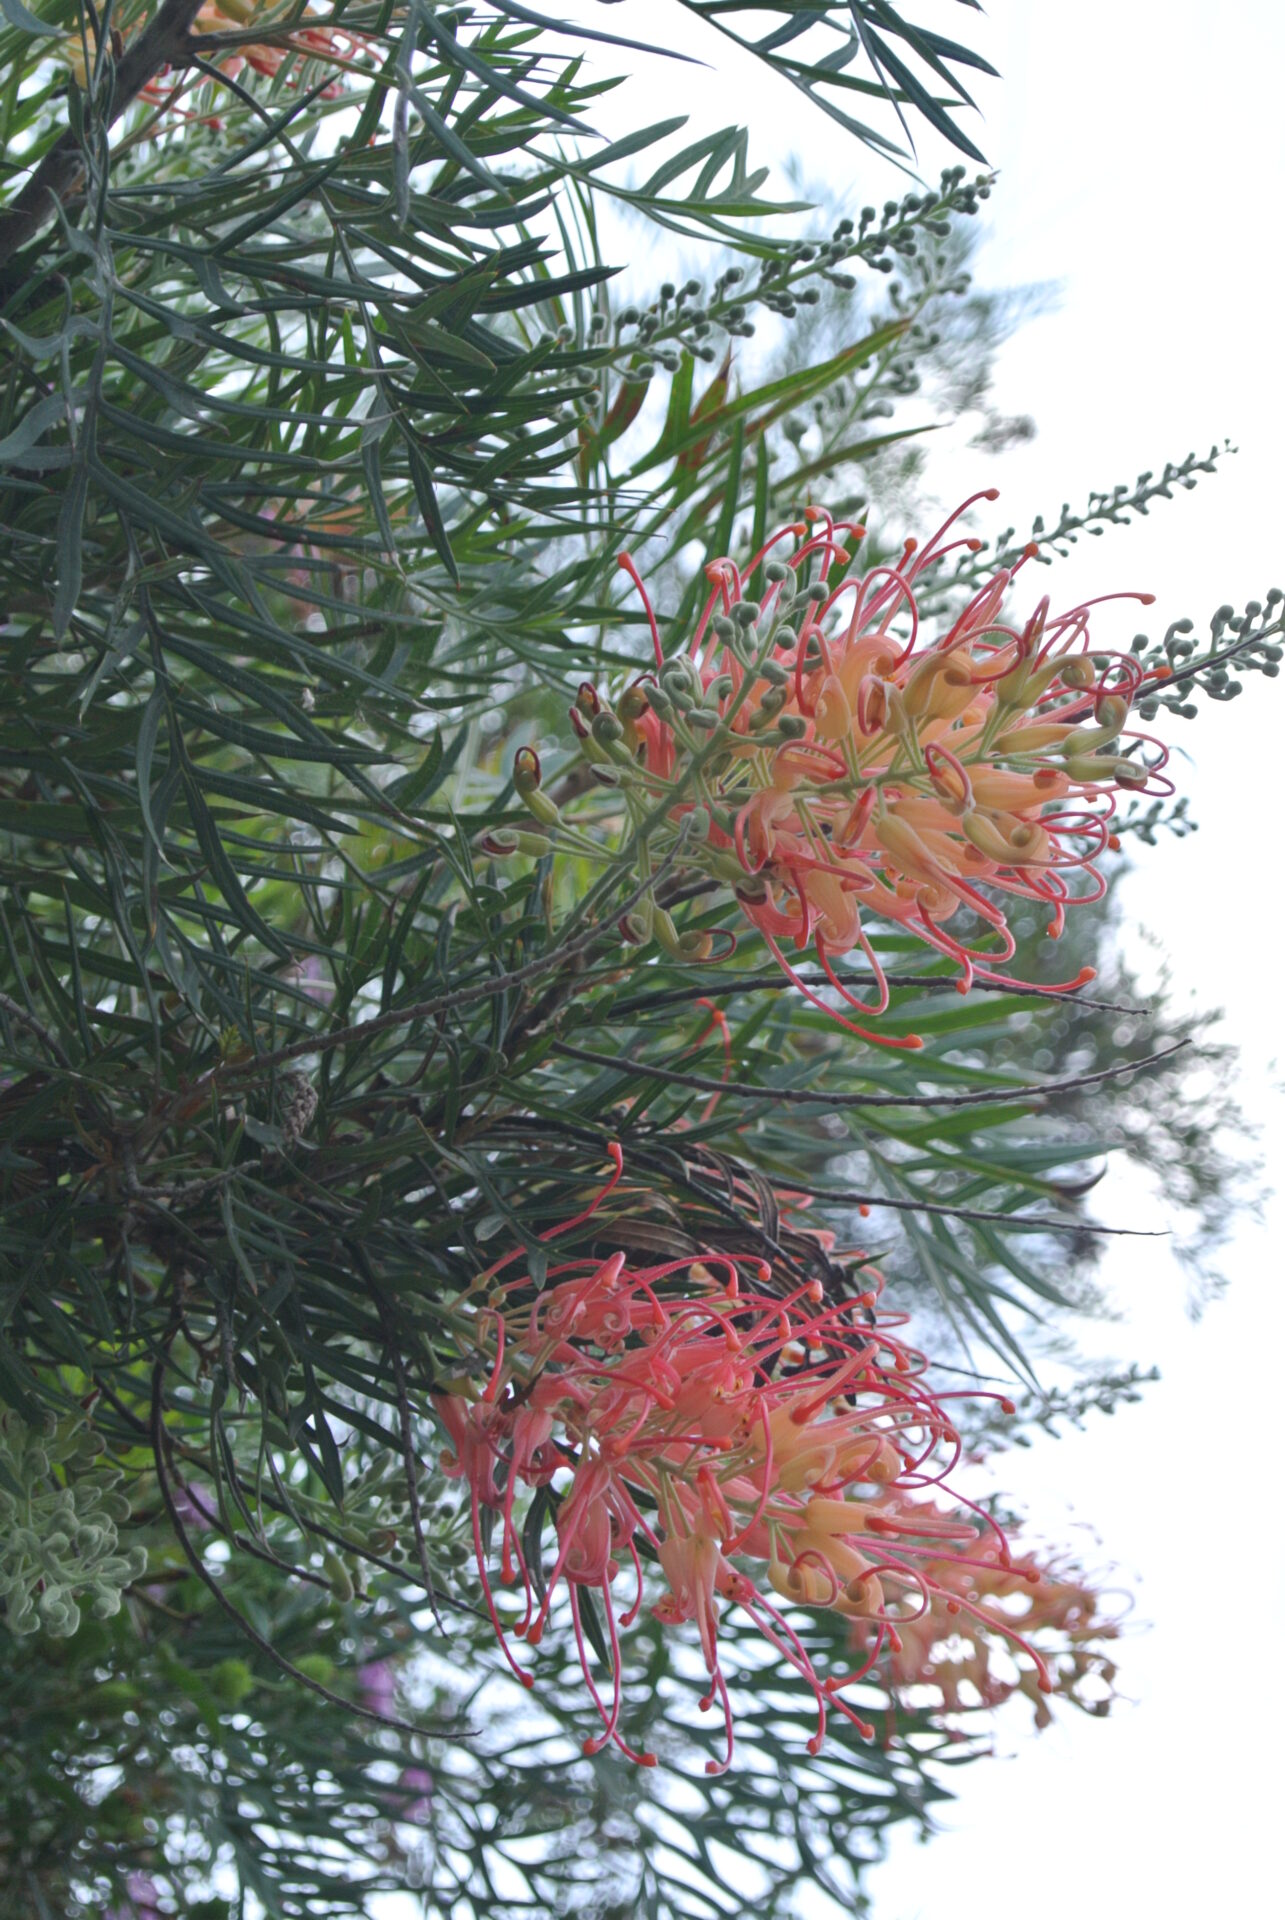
[1064,753,1132,783]
[513,745,541,794]
[474,828,554,859]
[1093,692,1130,734]
[662,658,701,703]
[513,746,562,825]
[620,899,653,942]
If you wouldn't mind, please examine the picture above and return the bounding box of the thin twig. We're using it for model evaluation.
[550,1037,1190,1110]
[604,970,1150,1020]
[129,1155,267,1203]
[1158,617,1285,691]
[94,1373,486,1621]
[773,1180,1165,1238]
[0,990,72,1067]
[177,1478,335,1594]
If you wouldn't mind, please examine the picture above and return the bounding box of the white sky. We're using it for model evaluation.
[367,4,1284,1914]
[536,4,1285,1916]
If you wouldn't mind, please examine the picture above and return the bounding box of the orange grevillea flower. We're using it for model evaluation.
[433,1151,1049,1773]
[506,495,1173,1045]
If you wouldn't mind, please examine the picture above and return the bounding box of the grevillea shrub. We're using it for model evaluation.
[503,496,1174,1044]
[4,1,1276,1910]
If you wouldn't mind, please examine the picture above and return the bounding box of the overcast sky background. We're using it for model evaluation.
[533,4,1285,1915]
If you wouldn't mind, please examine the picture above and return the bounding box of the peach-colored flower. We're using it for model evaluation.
[520,497,1174,1044]
[190,0,370,95]
[62,2,371,130]
[851,1502,1120,1732]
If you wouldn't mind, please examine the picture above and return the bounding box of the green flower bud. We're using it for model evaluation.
[209,1658,256,1706]
[294,1653,337,1688]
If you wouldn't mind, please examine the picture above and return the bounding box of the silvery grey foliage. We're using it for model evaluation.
[0,1412,146,1638]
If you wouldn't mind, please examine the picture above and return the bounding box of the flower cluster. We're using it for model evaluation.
[510,496,1173,1044]
[433,1159,1051,1772]
[187,0,370,95]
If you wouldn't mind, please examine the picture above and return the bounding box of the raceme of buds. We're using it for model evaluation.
[493,496,1173,1045]
[431,1153,1048,1773]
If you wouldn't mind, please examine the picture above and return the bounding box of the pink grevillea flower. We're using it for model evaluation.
[433,1151,1048,1773]
[510,496,1174,1046]
[193,0,371,90]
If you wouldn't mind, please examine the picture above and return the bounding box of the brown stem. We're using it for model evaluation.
[549,1035,1190,1111]
[0,0,207,267]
